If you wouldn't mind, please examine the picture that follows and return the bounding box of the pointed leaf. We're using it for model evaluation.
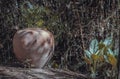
[85,50,91,58]
[108,48,114,55]
[89,39,98,53]
[95,50,100,55]
[104,55,109,62]
[114,48,119,56]
[103,37,113,46]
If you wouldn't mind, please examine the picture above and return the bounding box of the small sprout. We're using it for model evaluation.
[84,37,118,78]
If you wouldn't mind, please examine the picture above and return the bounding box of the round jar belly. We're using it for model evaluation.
[13,28,54,68]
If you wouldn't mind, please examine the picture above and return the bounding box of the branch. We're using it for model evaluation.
[0,66,88,79]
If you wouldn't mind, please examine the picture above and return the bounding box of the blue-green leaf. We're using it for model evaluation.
[103,37,113,46]
[95,50,100,55]
[114,48,119,56]
[85,50,91,58]
[89,39,98,54]
[104,55,109,62]
[108,48,114,55]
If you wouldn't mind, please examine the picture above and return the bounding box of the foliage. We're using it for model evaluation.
[20,1,50,28]
[84,37,118,78]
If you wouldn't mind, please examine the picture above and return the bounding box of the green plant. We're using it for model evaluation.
[84,37,118,78]
[20,1,50,27]
[20,1,66,39]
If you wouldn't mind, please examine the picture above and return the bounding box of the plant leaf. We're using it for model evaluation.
[36,20,44,27]
[89,39,98,54]
[104,55,109,62]
[108,54,117,68]
[84,50,91,58]
[103,37,113,46]
[114,48,119,56]
[108,48,114,55]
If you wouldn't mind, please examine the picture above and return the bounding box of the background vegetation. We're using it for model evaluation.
[0,0,119,78]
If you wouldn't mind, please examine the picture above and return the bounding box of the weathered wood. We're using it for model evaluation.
[0,66,88,79]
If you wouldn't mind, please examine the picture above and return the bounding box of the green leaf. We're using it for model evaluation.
[103,37,113,46]
[108,48,114,55]
[84,50,91,58]
[114,48,119,56]
[36,20,44,27]
[95,50,100,55]
[104,55,109,62]
[89,39,98,54]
